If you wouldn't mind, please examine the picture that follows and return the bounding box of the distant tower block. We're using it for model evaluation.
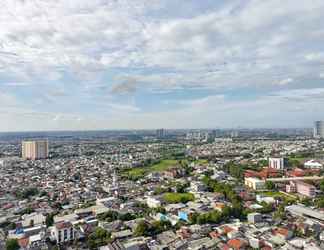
[314,121,324,138]
[22,140,49,160]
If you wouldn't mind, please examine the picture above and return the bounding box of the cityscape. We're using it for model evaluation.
[0,122,324,250]
[1,1,324,250]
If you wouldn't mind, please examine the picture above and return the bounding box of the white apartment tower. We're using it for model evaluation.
[22,140,49,160]
[314,121,324,138]
[269,157,285,170]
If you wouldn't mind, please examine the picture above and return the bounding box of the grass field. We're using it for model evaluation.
[194,159,209,165]
[150,160,179,172]
[124,159,179,179]
[258,191,297,202]
[163,192,195,204]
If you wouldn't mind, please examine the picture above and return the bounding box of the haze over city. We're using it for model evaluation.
[0,0,324,131]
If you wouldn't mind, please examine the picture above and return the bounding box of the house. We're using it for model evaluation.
[273,227,293,240]
[21,213,46,228]
[156,230,179,246]
[244,178,265,190]
[111,229,133,240]
[190,181,206,192]
[52,221,74,244]
[247,213,262,224]
[147,197,162,208]
[227,238,248,250]
[304,160,323,169]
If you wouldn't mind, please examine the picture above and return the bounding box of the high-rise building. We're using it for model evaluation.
[22,140,48,160]
[269,157,285,170]
[156,129,166,138]
[314,121,324,138]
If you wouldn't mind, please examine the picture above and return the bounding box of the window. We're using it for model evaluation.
[64,229,68,240]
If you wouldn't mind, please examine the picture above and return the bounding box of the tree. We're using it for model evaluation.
[273,204,286,220]
[265,181,276,190]
[134,221,150,237]
[15,187,39,199]
[320,180,324,192]
[87,227,111,249]
[5,239,19,250]
[46,213,56,227]
[315,197,324,208]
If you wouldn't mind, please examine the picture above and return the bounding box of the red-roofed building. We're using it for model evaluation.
[244,168,281,180]
[227,238,248,250]
[273,227,293,240]
[18,237,29,249]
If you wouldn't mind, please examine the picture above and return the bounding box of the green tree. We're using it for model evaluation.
[87,227,111,249]
[273,204,286,220]
[320,180,324,192]
[45,213,56,227]
[315,197,324,208]
[265,181,276,190]
[134,221,150,237]
[5,239,19,250]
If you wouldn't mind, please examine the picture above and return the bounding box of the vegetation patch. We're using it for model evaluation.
[123,159,179,180]
[163,192,195,204]
[257,191,297,203]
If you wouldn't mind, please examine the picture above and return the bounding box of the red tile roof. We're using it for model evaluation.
[227,238,248,250]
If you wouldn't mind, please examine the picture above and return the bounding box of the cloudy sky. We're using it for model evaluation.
[0,0,324,131]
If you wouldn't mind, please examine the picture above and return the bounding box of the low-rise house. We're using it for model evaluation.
[52,221,75,244]
[21,213,46,228]
[111,229,133,240]
[244,178,265,190]
[247,213,262,224]
[147,197,162,208]
[227,238,248,250]
[273,227,293,240]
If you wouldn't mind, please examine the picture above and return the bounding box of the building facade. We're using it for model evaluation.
[314,121,324,138]
[156,129,166,138]
[286,181,316,197]
[244,177,265,190]
[53,221,74,244]
[268,157,285,170]
[22,140,48,160]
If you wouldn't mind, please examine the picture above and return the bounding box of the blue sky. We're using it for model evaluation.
[0,0,324,131]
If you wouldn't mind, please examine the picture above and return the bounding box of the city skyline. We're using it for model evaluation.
[0,0,324,131]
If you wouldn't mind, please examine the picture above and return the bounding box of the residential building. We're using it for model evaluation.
[247,213,262,224]
[53,221,74,244]
[22,140,48,160]
[268,157,285,170]
[295,181,316,197]
[147,197,162,208]
[314,121,324,138]
[156,129,166,138]
[304,160,323,169]
[244,177,265,190]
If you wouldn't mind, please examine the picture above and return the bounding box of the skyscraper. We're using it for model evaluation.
[22,140,49,160]
[314,121,324,138]
[156,129,166,138]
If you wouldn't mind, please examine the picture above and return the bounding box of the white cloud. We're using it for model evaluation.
[0,0,324,130]
[277,78,293,86]
[305,52,324,62]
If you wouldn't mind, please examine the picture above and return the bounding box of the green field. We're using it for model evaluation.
[193,159,209,165]
[163,192,195,204]
[257,191,297,203]
[124,159,179,180]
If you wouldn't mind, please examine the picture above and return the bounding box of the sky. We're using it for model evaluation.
[0,0,324,131]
